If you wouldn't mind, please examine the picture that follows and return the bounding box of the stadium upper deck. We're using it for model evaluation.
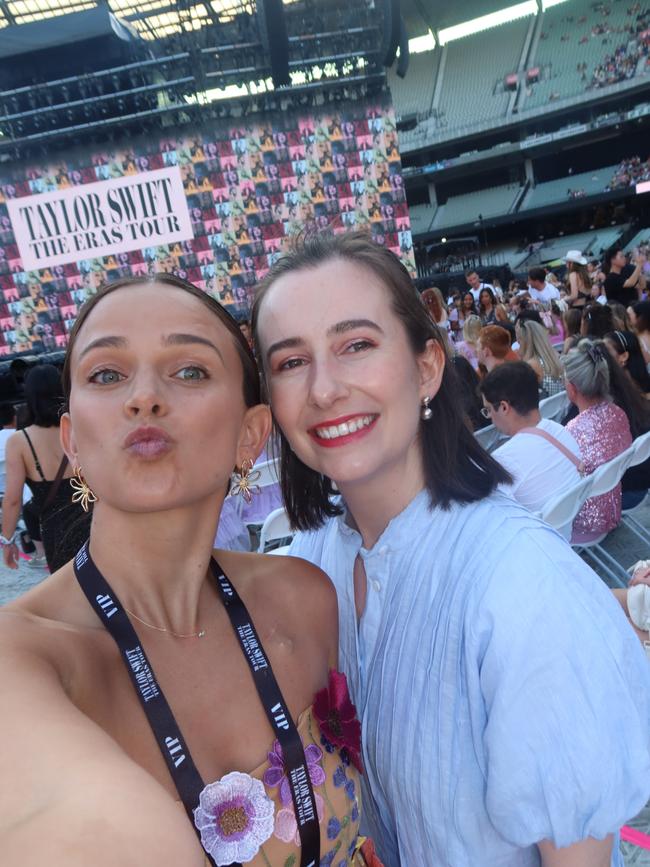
[391,0,650,152]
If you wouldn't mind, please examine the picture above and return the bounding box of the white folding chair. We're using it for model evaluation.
[539,391,570,423]
[621,430,650,545]
[586,446,635,499]
[267,544,291,556]
[539,474,625,586]
[538,475,593,532]
[571,448,637,587]
[475,424,508,453]
[629,430,650,467]
[253,458,280,488]
[258,507,293,553]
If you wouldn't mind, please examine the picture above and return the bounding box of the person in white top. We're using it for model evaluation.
[0,403,16,493]
[527,267,561,303]
[253,231,650,867]
[481,361,581,538]
[465,269,494,304]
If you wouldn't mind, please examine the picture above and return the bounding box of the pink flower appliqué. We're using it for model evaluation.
[274,791,325,846]
[193,771,274,865]
[313,669,363,773]
[263,740,326,805]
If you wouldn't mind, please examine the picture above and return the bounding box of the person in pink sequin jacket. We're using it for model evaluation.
[563,339,632,543]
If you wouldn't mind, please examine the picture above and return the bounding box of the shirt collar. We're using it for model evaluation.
[335,488,433,555]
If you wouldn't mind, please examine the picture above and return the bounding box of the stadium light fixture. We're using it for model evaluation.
[438,0,537,45]
[408,31,436,54]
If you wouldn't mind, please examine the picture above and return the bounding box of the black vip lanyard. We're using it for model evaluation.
[73,542,320,867]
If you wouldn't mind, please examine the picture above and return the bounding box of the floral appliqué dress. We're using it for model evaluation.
[190,670,382,867]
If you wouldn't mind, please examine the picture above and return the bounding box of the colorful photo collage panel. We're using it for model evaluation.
[0,100,414,356]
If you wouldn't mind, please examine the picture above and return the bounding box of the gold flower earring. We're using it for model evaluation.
[230,458,261,504]
[70,466,98,512]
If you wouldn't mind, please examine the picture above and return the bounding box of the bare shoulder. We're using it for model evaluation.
[0,604,203,866]
[215,549,338,653]
[4,429,24,455]
[216,548,336,605]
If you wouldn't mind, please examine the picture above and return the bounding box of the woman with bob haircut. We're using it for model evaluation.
[0,274,378,867]
[252,230,650,867]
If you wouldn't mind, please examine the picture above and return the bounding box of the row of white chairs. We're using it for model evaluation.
[475,390,570,453]
[535,430,650,587]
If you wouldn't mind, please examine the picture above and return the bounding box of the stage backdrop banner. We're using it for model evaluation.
[7,166,193,271]
[0,95,414,357]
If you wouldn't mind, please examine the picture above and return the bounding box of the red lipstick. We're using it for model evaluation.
[308,414,378,448]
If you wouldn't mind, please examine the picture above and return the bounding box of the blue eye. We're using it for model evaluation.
[90,369,123,385]
[175,366,207,382]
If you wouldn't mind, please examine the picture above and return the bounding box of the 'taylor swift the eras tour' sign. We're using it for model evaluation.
[7,166,194,271]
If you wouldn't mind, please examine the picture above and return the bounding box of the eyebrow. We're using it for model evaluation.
[327,319,383,337]
[79,332,224,362]
[265,318,384,361]
[163,333,224,362]
[78,335,126,359]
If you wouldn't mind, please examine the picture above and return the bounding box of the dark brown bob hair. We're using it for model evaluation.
[252,230,511,531]
[62,273,260,409]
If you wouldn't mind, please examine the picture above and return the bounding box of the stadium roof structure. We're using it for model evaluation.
[0,0,268,39]
[0,0,559,41]
[402,0,519,36]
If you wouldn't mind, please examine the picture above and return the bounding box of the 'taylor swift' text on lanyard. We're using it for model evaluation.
[73,542,320,867]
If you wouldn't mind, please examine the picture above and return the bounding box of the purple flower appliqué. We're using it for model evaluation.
[193,771,274,865]
[263,739,326,805]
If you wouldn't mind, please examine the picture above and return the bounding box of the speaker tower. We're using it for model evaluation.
[257,0,290,88]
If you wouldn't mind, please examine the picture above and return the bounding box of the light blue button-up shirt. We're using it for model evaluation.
[290,490,650,866]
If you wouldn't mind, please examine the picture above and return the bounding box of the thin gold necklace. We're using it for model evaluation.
[123,605,206,639]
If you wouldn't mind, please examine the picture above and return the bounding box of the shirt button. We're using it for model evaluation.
[372,579,381,592]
